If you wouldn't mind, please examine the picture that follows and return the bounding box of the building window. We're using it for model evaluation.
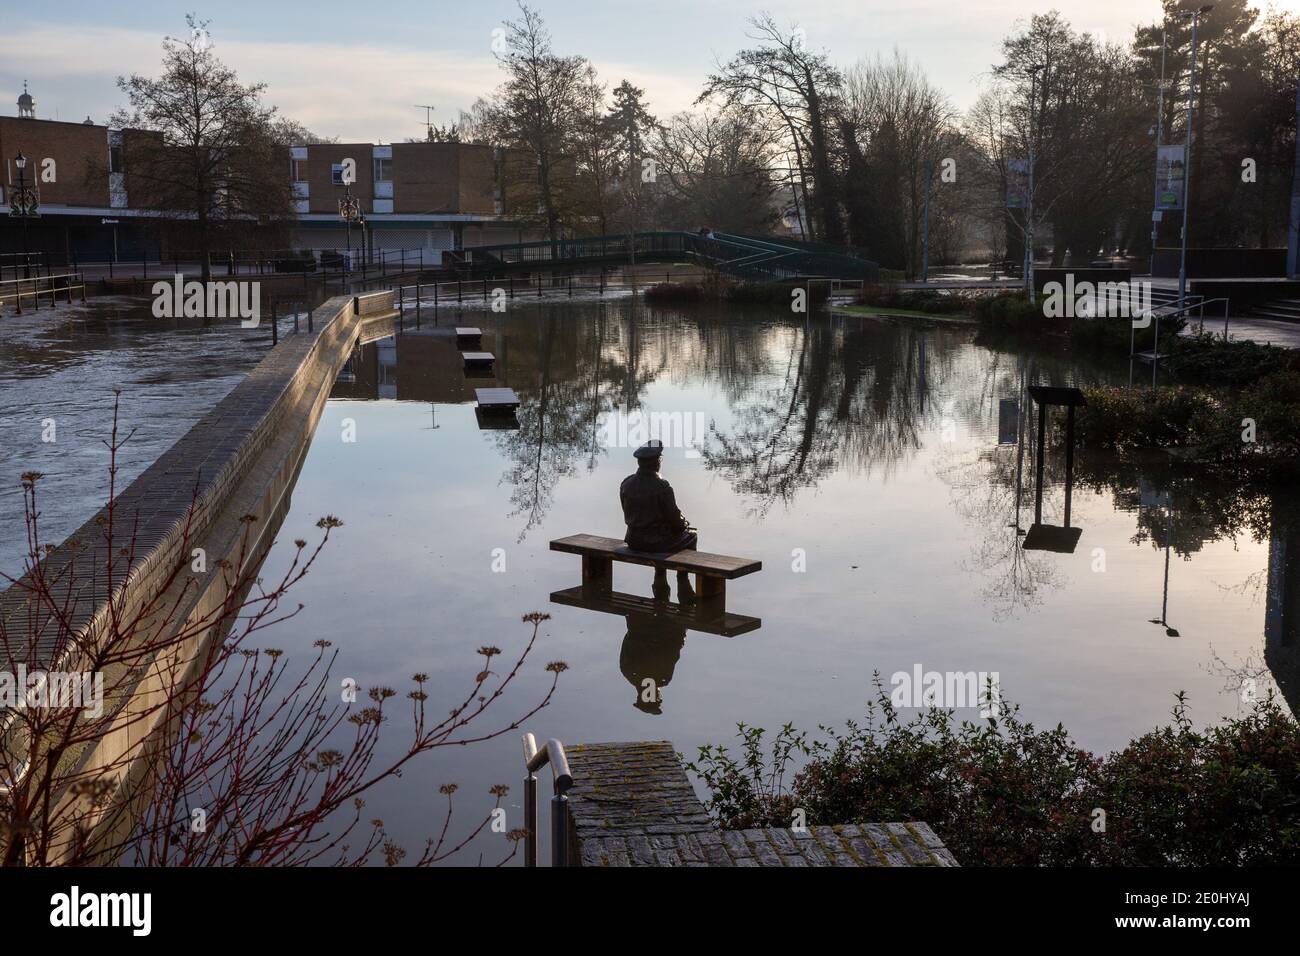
[331,163,347,185]
[291,158,307,182]
[109,146,124,174]
[373,157,392,182]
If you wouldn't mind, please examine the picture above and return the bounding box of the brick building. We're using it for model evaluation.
[288,140,532,254]
[0,84,538,263]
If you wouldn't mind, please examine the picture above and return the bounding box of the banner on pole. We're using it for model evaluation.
[1155,145,1185,211]
[1006,159,1029,209]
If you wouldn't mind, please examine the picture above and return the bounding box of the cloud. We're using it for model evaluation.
[0,24,503,141]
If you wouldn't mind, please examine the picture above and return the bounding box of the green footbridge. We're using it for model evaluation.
[448,231,878,282]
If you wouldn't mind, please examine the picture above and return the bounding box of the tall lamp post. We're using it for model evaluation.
[11,152,38,279]
[338,186,359,278]
[1146,24,1170,258]
[1177,5,1214,308]
[920,158,933,283]
[1025,65,1043,306]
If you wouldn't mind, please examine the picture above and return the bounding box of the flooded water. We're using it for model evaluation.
[0,300,272,574]
[243,297,1300,864]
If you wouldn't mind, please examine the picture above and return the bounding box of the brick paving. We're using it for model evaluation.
[565,741,958,867]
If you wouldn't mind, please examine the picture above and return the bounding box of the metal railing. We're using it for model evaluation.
[452,231,880,282]
[0,271,88,314]
[1130,296,1232,386]
[522,732,573,867]
[387,270,691,318]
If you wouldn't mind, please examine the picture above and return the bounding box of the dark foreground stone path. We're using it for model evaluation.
[565,741,958,867]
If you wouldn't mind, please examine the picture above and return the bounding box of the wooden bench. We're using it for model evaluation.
[550,534,761,610]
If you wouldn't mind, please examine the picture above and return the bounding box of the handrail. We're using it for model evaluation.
[522,732,574,867]
[1131,296,1232,387]
[0,271,88,315]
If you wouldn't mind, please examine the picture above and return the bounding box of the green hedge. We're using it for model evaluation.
[1077,370,1300,465]
[689,682,1300,865]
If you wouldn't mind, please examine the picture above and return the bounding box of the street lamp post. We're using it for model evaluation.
[1026,65,1043,306]
[1149,24,1169,257]
[920,158,933,283]
[13,152,33,279]
[338,186,360,278]
[1177,5,1214,308]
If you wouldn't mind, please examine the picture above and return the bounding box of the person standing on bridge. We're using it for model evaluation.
[620,439,697,604]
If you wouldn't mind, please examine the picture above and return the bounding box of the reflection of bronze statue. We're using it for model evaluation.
[619,611,687,714]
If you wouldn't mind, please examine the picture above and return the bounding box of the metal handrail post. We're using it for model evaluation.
[524,771,538,867]
[522,732,573,867]
[552,793,569,867]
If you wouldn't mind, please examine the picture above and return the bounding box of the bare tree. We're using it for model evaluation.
[701,14,845,242]
[654,107,779,234]
[112,16,295,280]
[0,400,565,866]
[842,51,961,274]
[486,2,589,246]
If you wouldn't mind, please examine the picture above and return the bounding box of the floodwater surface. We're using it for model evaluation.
[245,297,1299,864]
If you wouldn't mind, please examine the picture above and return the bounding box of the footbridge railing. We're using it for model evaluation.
[451,231,878,282]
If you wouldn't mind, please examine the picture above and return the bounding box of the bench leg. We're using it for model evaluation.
[695,574,725,611]
[582,555,613,592]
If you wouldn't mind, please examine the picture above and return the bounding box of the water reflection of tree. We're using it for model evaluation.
[494,309,617,541]
[702,319,970,517]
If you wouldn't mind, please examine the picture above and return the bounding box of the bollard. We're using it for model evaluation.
[271,301,278,345]
[416,282,421,326]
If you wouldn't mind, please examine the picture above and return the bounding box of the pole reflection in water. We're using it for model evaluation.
[1022,385,1086,554]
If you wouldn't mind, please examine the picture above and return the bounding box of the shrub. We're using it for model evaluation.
[1076,370,1300,467]
[688,681,1300,865]
[1075,385,1220,453]
[853,285,977,315]
[974,291,1042,329]
[643,281,706,303]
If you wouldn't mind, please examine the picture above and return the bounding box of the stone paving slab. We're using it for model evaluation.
[565,740,957,867]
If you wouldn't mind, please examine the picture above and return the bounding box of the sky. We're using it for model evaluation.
[3,0,1297,141]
